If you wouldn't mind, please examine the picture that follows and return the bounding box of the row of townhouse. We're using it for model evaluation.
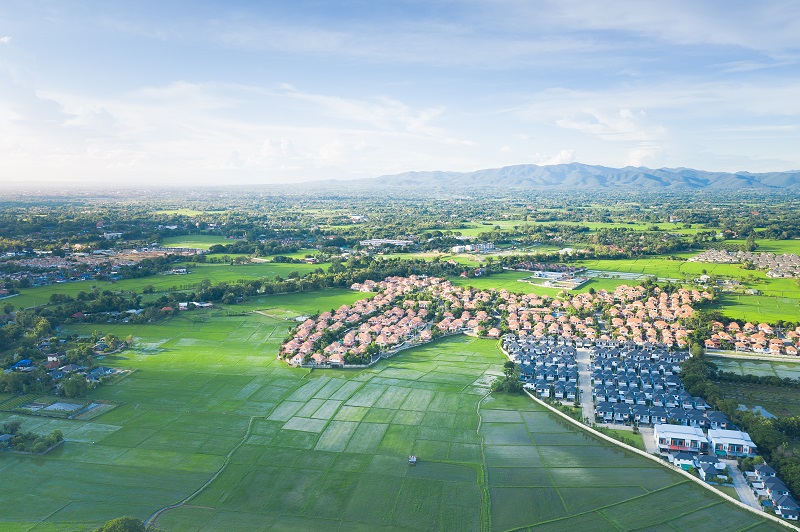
[748,465,799,521]
[596,403,731,428]
[502,336,579,400]
[591,345,700,419]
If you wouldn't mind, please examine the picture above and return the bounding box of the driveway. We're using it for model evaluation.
[723,459,761,510]
[639,426,657,454]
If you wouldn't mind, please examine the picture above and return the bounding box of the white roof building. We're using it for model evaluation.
[654,424,708,454]
[708,428,757,458]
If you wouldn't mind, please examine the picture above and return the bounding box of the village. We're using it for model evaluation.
[690,249,800,279]
[281,272,800,363]
[0,246,203,290]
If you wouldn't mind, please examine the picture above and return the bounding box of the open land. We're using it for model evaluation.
[0,311,783,530]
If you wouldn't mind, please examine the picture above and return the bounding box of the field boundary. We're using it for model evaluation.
[520,389,796,530]
[145,415,257,529]
[476,391,492,532]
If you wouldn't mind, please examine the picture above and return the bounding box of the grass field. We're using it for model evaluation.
[716,382,800,418]
[0,313,782,530]
[431,220,708,238]
[724,239,800,255]
[234,289,372,316]
[161,235,235,249]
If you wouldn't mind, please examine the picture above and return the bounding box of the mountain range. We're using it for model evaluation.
[361,163,800,190]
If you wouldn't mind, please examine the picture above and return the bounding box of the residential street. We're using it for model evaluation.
[575,347,594,422]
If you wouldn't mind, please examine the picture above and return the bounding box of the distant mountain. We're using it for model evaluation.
[361,163,800,190]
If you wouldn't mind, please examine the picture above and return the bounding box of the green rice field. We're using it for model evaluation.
[710,357,800,380]
[0,314,783,530]
[712,294,800,323]
[10,262,323,309]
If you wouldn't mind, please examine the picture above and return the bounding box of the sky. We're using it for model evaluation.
[2,0,800,185]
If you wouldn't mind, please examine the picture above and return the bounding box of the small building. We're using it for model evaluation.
[755,464,777,480]
[671,451,696,470]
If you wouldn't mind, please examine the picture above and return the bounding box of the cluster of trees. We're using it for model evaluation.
[491,361,523,394]
[0,420,63,454]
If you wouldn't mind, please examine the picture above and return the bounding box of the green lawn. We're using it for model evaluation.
[234,288,371,316]
[0,316,781,530]
[723,239,800,255]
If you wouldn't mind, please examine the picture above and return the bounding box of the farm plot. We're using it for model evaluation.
[479,393,784,531]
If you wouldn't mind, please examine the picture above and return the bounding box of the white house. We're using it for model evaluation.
[708,428,757,458]
[654,424,708,454]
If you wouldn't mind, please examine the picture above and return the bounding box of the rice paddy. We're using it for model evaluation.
[0,313,783,530]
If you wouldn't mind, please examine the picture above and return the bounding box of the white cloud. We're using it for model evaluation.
[0,79,492,183]
[542,149,576,165]
[553,108,664,143]
[0,36,12,44]
[525,149,576,166]
[625,144,662,166]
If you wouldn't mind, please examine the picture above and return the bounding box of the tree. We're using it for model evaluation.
[502,360,516,380]
[94,516,146,532]
[2,419,22,435]
[60,374,90,398]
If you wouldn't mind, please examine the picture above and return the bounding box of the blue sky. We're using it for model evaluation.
[2,1,800,184]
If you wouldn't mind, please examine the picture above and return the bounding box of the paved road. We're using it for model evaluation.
[575,347,594,422]
[724,459,761,510]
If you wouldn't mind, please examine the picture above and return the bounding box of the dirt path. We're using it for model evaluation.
[145,416,256,528]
